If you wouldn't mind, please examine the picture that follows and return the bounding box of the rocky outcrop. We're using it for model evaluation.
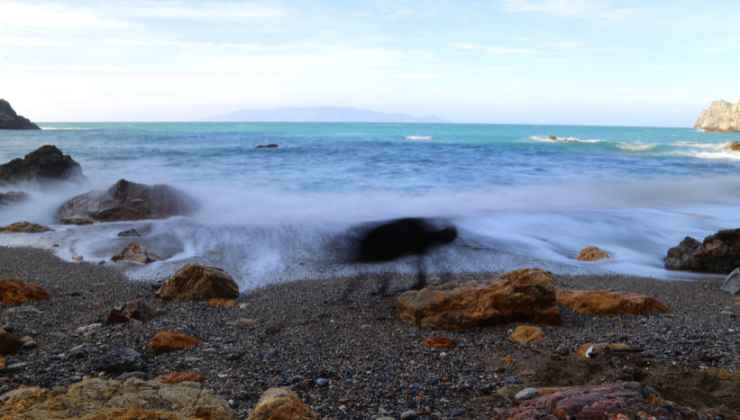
[0,145,83,185]
[510,325,544,344]
[0,221,52,233]
[665,229,740,274]
[148,330,201,353]
[557,289,669,315]
[0,377,236,419]
[0,191,28,207]
[57,179,197,224]
[248,387,319,420]
[397,268,561,330]
[156,264,239,301]
[498,382,712,419]
[111,242,161,264]
[0,99,39,130]
[694,99,740,132]
[576,246,610,261]
[0,279,49,305]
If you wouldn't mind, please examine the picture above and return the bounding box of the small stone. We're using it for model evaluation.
[236,318,258,328]
[148,330,201,353]
[93,347,144,374]
[75,323,102,335]
[514,387,538,401]
[400,409,417,419]
[315,377,330,386]
[19,336,36,349]
[423,336,456,349]
[208,298,237,308]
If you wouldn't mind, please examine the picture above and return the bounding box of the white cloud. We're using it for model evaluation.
[503,0,636,20]
[450,42,537,55]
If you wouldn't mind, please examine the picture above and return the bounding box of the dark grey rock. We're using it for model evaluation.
[0,99,39,130]
[0,145,84,185]
[665,229,740,274]
[93,347,145,374]
[722,268,740,295]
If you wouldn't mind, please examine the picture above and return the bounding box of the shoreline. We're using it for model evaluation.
[0,245,737,418]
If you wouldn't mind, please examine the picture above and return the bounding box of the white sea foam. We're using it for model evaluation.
[39,127,92,130]
[617,143,656,152]
[405,135,432,141]
[529,135,602,144]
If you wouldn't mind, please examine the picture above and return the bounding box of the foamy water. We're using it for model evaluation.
[1,122,739,289]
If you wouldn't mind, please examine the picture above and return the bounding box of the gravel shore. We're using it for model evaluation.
[0,246,738,419]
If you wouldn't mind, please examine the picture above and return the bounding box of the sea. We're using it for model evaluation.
[1,122,739,289]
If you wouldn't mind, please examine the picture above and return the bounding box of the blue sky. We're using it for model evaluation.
[1,0,738,125]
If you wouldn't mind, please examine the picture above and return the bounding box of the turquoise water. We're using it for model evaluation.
[1,122,739,287]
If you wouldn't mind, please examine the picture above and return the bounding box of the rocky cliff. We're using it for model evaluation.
[694,99,740,132]
[0,99,39,130]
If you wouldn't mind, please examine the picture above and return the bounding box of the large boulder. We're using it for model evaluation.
[0,145,83,185]
[247,387,319,420]
[57,179,197,223]
[694,99,740,132]
[665,229,740,274]
[0,99,39,130]
[498,382,714,419]
[397,268,561,330]
[556,289,669,315]
[0,377,236,419]
[156,264,239,301]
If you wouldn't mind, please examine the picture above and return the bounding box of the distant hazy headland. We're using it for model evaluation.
[210,106,444,123]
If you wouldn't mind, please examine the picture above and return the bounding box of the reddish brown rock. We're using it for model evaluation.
[247,387,319,420]
[397,268,560,330]
[207,298,237,308]
[111,242,161,265]
[157,371,205,384]
[498,382,710,419]
[510,325,544,344]
[148,331,200,354]
[156,264,239,301]
[576,246,610,261]
[0,279,49,305]
[665,229,740,274]
[556,289,669,315]
[423,336,457,349]
[0,221,51,234]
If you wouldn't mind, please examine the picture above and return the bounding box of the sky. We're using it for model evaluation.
[1,0,739,125]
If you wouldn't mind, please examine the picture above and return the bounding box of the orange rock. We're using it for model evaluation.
[0,279,49,305]
[157,371,205,384]
[576,342,634,360]
[510,325,545,344]
[397,268,561,330]
[148,331,200,354]
[0,355,5,369]
[557,289,668,315]
[502,355,514,366]
[208,298,237,308]
[576,246,610,261]
[156,264,239,301]
[704,367,740,381]
[423,336,456,349]
[247,387,318,420]
[0,222,52,234]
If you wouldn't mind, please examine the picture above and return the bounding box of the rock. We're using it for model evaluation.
[314,377,329,386]
[397,268,561,330]
[423,336,457,349]
[694,99,740,132]
[400,410,417,419]
[208,298,237,308]
[510,325,544,344]
[513,387,538,401]
[0,279,49,305]
[556,289,669,315]
[62,216,95,225]
[235,318,258,328]
[148,330,200,353]
[117,228,142,237]
[256,144,279,148]
[75,323,102,336]
[105,299,157,324]
[665,229,740,274]
[0,377,237,419]
[0,221,52,233]
[93,347,144,374]
[0,99,39,130]
[354,218,457,263]
[247,387,319,420]
[157,371,205,384]
[0,329,23,355]
[0,191,29,207]
[576,245,610,261]
[722,268,740,295]
[0,145,82,185]
[19,336,36,349]
[576,342,637,360]
[156,264,239,301]
[498,382,710,419]
[0,355,5,369]
[57,178,197,223]
[111,242,161,264]
[729,141,740,152]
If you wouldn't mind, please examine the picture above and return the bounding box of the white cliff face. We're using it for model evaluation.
[694,100,740,132]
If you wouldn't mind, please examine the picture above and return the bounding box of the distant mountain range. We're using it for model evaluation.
[210,106,444,123]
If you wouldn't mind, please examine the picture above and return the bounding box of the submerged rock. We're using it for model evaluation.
[0,221,52,233]
[0,191,29,207]
[248,387,319,420]
[111,242,161,264]
[665,229,740,274]
[57,178,197,223]
[694,99,740,132]
[156,264,239,301]
[556,289,669,315]
[0,145,83,185]
[397,268,561,330]
[0,279,49,305]
[256,143,279,148]
[0,377,236,419]
[576,245,610,261]
[0,99,39,130]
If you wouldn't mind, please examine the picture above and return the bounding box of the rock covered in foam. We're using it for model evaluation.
[695,99,740,132]
[57,178,197,223]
